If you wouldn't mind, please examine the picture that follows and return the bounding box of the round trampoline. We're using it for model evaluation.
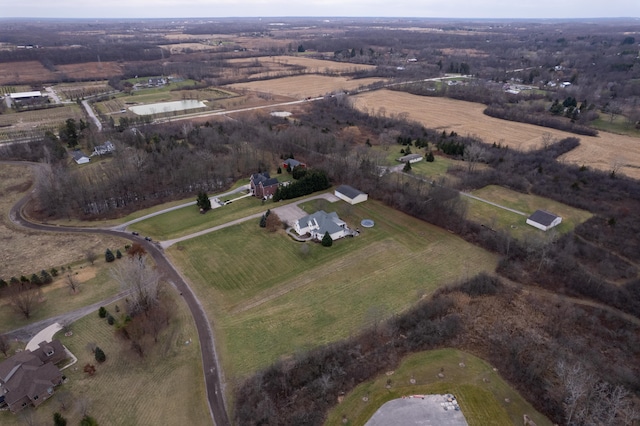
[361,219,375,228]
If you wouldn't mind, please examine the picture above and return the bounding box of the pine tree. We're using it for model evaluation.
[321,231,333,247]
[116,249,122,259]
[426,151,435,162]
[403,161,412,172]
[196,191,211,212]
[53,412,68,426]
[94,346,106,363]
[105,249,115,263]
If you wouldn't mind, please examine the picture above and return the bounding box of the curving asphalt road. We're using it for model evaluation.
[6,163,230,426]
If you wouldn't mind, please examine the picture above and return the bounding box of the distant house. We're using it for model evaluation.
[294,210,348,241]
[148,77,166,87]
[92,141,115,156]
[71,150,90,165]
[335,185,368,205]
[250,172,279,199]
[0,340,66,413]
[283,158,305,170]
[397,153,423,164]
[526,210,562,231]
[9,91,43,100]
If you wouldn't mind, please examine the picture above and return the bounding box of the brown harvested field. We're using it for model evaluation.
[227,55,376,74]
[228,75,385,99]
[56,61,123,80]
[352,90,640,180]
[0,61,56,85]
[0,164,127,278]
[166,42,218,53]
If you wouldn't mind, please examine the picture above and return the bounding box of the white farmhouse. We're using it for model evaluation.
[526,210,562,231]
[294,210,348,241]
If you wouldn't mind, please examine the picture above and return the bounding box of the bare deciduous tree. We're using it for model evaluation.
[66,274,80,294]
[85,250,97,266]
[0,334,10,357]
[463,142,487,174]
[111,255,161,315]
[6,282,41,319]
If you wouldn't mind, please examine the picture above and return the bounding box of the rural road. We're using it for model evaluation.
[81,100,102,131]
[7,162,230,426]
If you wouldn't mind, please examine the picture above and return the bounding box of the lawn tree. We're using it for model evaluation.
[426,151,435,162]
[53,412,68,426]
[0,333,10,357]
[66,273,80,294]
[6,281,41,319]
[105,248,115,263]
[321,231,333,247]
[111,254,161,316]
[85,250,97,265]
[403,161,412,172]
[265,211,281,232]
[196,191,211,212]
[94,346,106,363]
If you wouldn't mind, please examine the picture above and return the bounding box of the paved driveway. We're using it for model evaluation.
[366,395,468,426]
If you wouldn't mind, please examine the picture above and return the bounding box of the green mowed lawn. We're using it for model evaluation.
[327,348,552,426]
[0,291,207,426]
[168,199,498,378]
[466,185,592,239]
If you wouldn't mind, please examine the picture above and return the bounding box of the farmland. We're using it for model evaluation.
[168,198,498,378]
[352,90,640,179]
[0,104,85,142]
[326,348,552,426]
[228,75,386,99]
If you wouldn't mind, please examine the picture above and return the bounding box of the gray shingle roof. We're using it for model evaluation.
[335,184,365,199]
[527,210,560,226]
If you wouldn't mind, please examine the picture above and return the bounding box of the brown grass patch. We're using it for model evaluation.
[0,61,56,85]
[228,75,385,99]
[352,90,640,179]
[0,164,128,278]
[56,62,123,80]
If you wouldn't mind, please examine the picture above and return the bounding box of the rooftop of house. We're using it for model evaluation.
[297,210,345,236]
[527,210,560,226]
[335,184,366,199]
[251,172,278,187]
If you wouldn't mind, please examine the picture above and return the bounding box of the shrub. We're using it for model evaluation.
[107,315,115,326]
[98,307,107,318]
[94,346,106,363]
[53,412,67,426]
[105,249,115,263]
[321,231,333,247]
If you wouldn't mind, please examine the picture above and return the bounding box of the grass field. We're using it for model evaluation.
[465,185,593,239]
[0,290,207,426]
[325,348,553,426]
[168,198,498,378]
[352,90,640,180]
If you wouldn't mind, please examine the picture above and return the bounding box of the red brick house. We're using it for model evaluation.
[250,172,279,199]
[0,340,65,413]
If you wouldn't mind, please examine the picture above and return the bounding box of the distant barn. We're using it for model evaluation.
[526,210,562,231]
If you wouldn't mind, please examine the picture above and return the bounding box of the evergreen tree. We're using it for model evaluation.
[105,249,115,263]
[94,346,106,363]
[30,273,42,286]
[403,161,412,172]
[426,151,435,162]
[53,412,67,426]
[116,249,122,259]
[40,269,53,284]
[259,214,267,228]
[98,307,107,318]
[196,192,212,212]
[321,231,333,247]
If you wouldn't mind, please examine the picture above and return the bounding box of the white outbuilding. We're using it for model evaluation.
[335,185,368,205]
[526,210,562,231]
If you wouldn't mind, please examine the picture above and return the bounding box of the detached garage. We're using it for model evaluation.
[335,185,368,205]
[526,210,562,231]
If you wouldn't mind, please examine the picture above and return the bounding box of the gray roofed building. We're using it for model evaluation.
[0,340,65,413]
[397,153,423,164]
[250,172,279,199]
[71,150,90,164]
[335,184,368,205]
[526,210,562,231]
[294,210,348,241]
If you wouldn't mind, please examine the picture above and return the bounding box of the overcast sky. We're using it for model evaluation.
[1,0,639,20]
